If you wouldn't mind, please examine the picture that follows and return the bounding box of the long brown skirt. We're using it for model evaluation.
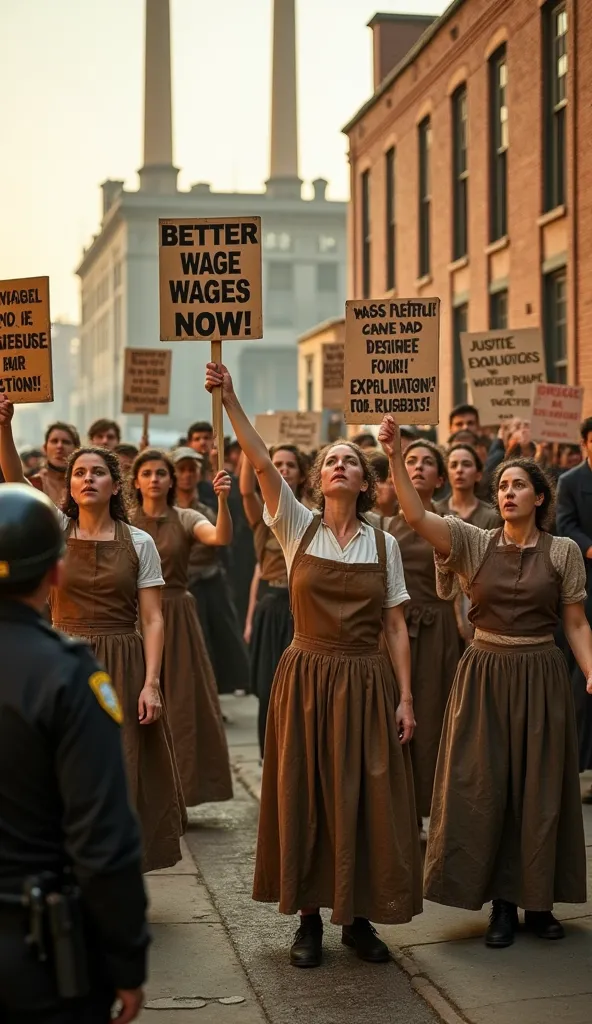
[161,592,233,807]
[85,631,186,873]
[425,640,587,911]
[407,602,460,818]
[253,645,423,925]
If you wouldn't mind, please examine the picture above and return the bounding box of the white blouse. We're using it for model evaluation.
[263,478,409,609]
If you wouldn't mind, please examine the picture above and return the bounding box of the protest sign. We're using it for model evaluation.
[322,342,345,410]
[343,299,440,425]
[460,328,546,424]
[255,411,323,453]
[0,276,52,403]
[122,348,172,415]
[529,383,583,444]
[158,217,263,342]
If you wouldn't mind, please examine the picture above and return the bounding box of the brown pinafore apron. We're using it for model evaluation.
[50,519,185,872]
[253,515,423,925]
[425,530,587,911]
[388,514,461,819]
[132,507,233,807]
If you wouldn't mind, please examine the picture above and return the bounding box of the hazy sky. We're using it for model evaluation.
[0,0,446,321]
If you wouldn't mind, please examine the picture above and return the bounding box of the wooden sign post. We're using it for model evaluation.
[158,217,263,472]
[122,347,173,447]
[343,298,440,425]
[0,276,53,403]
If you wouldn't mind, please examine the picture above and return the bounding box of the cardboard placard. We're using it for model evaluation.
[0,276,52,403]
[255,411,323,453]
[322,342,345,410]
[122,348,172,415]
[344,298,440,425]
[460,328,546,424]
[158,217,263,341]
[529,383,584,444]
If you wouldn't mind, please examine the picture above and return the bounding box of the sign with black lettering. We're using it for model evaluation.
[529,383,583,444]
[122,348,172,415]
[255,411,323,453]
[344,299,440,425]
[158,217,263,341]
[460,328,546,424]
[0,276,53,403]
[322,342,345,410]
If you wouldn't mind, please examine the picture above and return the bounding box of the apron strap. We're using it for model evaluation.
[372,524,387,575]
[116,519,140,566]
[293,513,323,566]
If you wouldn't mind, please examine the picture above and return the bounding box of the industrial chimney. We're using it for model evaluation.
[266,0,302,199]
[138,0,178,194]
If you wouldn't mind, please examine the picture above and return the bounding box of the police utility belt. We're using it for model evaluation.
[0,871,90,999]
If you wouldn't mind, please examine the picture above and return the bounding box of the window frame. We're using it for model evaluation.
[544,267,568,383]
[489,288,508,330]
[453,302,469,405]
[418,117,432,278]
[489,46,508,242]
[543,1,568,211]
[361,169,371,298]
[385,146,396,290]
[452,85,469,261]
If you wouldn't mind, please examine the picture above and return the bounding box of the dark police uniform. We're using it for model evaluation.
[0,600,150,1022]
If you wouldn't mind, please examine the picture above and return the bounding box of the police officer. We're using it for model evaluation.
[0,485,149,1023]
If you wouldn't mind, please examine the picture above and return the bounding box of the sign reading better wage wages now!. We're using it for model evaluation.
[460,328,546,424]
[0,276,53,403]
[344,298,440,425]
[159,217,263,342]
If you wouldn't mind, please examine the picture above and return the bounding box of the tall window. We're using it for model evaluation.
[418,118,431,277]
[385,147,396,290]
[267,262,294,326]
[305,356,314,411]
[543,2,567,210]
[452,86,468,260]
[361,170,371,298]
[489,47,508,241]
[453,303,468,404]
[489,289,508,330]
[544,268,567,382]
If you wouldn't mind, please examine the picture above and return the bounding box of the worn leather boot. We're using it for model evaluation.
[524,911,565,940]
[342,918,390,962]
[290,913,323,968]
[485,900,518,948]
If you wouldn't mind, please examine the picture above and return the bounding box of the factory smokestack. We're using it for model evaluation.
[267,0,302,198]
[139,0,178,194]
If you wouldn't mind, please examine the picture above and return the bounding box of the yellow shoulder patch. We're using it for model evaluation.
[88,671,123,725]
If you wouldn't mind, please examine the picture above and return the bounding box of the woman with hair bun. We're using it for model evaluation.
[381,413,592,950]
[206,364,421,970]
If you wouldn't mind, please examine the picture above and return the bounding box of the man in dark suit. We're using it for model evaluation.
[556,416,592,799]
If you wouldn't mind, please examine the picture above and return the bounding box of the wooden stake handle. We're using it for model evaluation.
[211,340,223,475]
[142,412,150,449]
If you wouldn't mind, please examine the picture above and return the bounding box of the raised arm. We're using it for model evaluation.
[205,363,283,518]
[378,415,452,556]
[193,471,233,546]
[0,396,28,484]
[239,452,264,527]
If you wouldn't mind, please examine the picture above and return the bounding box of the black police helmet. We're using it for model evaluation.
[0,484,65,585]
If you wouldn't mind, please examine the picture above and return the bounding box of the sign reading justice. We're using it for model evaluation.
[0,276,53,403]
[122,348,172,415]
[158,217,263,342]
[460,328,546,424]
[344,298,440,425]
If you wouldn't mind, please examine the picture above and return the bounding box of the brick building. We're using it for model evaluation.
[344,1,588,428]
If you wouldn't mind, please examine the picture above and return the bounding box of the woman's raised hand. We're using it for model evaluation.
[378,414,401,458]
[205,362,234,398]
[587,674,592,696]
[0,395,15,428]
[212,470,232,500]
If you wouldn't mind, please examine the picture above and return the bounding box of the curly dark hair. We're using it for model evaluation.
[269,443,309,500]
[446,442,483,474]
[492,457,555,531]
[308,439,376,516]
[403,438,447,480]
[129,448,176,507]
[62,447,129,522]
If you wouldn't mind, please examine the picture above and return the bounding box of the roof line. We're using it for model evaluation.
[343,0,467,135]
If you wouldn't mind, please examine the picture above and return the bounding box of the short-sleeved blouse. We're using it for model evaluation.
[263,478,409,609]
[56,509,164,589]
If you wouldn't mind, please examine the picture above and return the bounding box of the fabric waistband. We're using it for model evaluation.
[472,638,556,655]
[292,633,381,657]
[266,578,289,588]
[54,622,137,637]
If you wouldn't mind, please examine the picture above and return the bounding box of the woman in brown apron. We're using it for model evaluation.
[239,447,308,757]
[0,411,187,873]
[381,413,592,949]
[130,448,233,808]
[206,364,422,969]
[386,439,461,834]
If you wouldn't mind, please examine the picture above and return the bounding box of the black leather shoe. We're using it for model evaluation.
[524,911,565,940]
[485,900,518,948]
[342,918,390,962]
[290,914,323,967]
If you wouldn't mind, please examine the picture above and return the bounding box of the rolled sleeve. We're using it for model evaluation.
[262,478,313,572]
[384,534,410,608]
